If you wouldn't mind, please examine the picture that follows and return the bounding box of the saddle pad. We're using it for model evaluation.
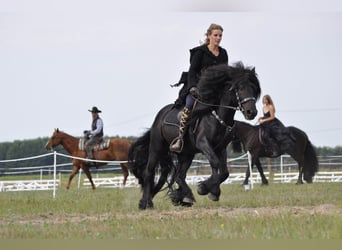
[94,139,111,151]
[78,138,110,151]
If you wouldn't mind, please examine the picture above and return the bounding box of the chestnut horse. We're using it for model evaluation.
[45,129,131,189]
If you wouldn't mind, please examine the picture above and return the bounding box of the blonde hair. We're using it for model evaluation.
[204,23,224,45]
[263,94,275,111]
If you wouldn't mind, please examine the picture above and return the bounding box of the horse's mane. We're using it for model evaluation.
[197,64,231,105]
[228,61,261,101]
[197,62,261,105]
[190,62,260,121]
[55,129,78,139]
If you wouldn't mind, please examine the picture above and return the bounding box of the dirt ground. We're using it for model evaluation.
[3,204,341,226]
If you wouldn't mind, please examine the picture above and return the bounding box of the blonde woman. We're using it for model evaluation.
[171,23,229,152]
[258,95,290,156]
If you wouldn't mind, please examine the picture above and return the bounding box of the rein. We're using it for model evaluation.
[194,98,240,111]
[193,89,256,112]
[211,110,234,131]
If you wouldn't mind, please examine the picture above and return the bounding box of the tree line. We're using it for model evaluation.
[0,136,341,169]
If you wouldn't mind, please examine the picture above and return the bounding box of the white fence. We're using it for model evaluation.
[82,171,342,189]
[0,179,60,192]
[83,176,138,188]
[1,152,342,198]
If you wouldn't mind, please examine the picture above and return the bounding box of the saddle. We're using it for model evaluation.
[78,138,111,151]
[163,106,199,141]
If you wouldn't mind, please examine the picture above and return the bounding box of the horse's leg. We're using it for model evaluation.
[151,155,172,197]
[208,149,229,201]
[81,165,96,189]
[243,165,251,185]
[170,154,195,206]
[296,165,304,185]
[197,147,229,202]
[291,152,304,185]
[255,158,268,185]
[66,165,79,189]
[197,144,219,197]
[120,163,129,186]
[139,153,158,209]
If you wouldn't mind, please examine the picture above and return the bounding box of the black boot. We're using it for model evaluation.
[170,107,190,153]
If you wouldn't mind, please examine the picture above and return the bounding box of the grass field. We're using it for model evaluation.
[0,181,341,239]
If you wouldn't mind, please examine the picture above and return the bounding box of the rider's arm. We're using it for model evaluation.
[90,119,103,136]
[187,50,203,90]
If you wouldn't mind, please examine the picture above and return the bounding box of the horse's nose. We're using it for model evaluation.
[246,109,257,120]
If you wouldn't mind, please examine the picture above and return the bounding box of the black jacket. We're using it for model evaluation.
[176,44,228,105]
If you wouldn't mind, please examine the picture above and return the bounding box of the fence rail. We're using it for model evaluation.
[82,171,342,189]
[0,179,60,192]
[1,152,342,196]
[2,170,341,192]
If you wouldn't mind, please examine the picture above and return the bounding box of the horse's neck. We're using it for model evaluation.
[60,133,79,154]
[217,106,236,127]
[237,123,258,144]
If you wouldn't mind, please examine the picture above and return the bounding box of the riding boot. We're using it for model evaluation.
[85,148,95,166]
[170,107,191,153]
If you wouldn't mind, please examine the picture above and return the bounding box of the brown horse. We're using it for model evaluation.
[45,129,131,189]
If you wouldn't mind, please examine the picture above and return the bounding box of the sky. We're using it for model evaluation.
[1,0,342,147]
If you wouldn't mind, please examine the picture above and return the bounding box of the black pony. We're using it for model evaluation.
[128,63,261,209]
[231,120,318,185]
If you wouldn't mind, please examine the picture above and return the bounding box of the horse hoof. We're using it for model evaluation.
[197,183,209,195]
[139,200,147,210]
[208,192,219,201]
[147,200,154,209]
[181,197,194,207]
[139,199,154,210]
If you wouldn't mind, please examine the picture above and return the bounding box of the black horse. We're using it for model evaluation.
[128,63,261,209]
[231,120,318,185]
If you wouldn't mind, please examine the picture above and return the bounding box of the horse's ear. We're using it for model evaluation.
[252,67,256,74]
[56,128,59,133]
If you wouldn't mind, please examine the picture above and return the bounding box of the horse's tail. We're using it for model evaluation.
[128,129,151,185]
[303,139,319,183]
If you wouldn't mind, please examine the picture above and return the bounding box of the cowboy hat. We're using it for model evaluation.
[88,106,102,113]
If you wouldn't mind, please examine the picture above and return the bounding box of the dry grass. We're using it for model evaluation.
[0,182,341,239]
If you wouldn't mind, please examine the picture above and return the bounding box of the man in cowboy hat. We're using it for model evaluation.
[84,106,104,164]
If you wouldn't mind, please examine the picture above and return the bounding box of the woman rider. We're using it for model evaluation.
[170,23,229,152]
[258,94,294,156]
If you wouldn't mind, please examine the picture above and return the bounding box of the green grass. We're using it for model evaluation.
[0,182,341,239]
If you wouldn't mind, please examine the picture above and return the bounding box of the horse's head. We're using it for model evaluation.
[197,63,261,121]
[228,62,261,120]
[45,128,63,151]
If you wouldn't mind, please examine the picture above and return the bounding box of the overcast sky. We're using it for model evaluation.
[1,0,342,147]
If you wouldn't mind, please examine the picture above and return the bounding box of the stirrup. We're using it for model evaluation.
[169,137,183,153]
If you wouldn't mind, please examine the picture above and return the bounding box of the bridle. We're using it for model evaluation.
[235,91,256,112]
[194,85,256,112]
